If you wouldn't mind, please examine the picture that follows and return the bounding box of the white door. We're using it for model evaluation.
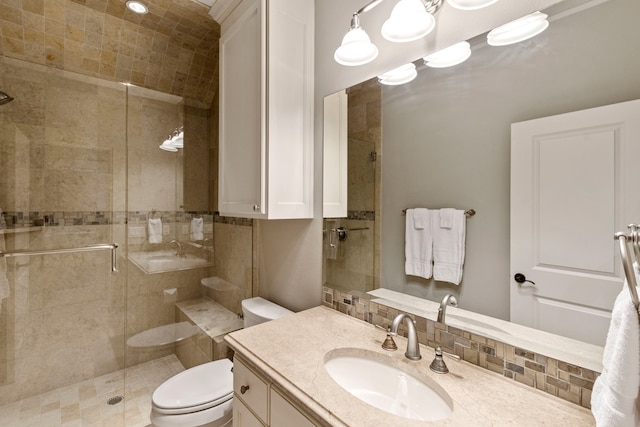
[510,99,640,346]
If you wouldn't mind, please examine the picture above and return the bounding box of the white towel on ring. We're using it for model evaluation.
[148,218,163,244]
[591,282,640,427]
[190,217,204,241]
[405,209,433,279]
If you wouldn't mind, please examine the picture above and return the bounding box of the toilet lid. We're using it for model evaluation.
[152,359,233,414]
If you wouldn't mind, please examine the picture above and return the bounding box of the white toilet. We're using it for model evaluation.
[150,297,293,427]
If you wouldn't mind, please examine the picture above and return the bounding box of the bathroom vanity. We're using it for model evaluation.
[225,306,594,426]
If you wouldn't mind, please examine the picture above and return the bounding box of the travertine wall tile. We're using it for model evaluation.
[1,0,219,104]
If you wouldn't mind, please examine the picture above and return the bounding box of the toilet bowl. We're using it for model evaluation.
[151,358,233,427]
[150,297,293,427]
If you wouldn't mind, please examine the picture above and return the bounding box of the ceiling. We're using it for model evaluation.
[0,0,221,105]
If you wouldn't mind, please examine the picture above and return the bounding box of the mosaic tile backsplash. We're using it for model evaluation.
[323,286,598,410]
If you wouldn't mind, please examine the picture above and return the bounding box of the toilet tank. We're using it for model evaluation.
[241,297,293,328]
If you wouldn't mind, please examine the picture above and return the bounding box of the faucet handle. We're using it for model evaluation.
[429,347,460,374]
[429,347,450,374]
[375,324,398,351]
[381,332,398,351]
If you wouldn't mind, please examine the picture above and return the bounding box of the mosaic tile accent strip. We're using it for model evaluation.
[0,210,246,228]
[347,210,375,221]
[322,286,599,410]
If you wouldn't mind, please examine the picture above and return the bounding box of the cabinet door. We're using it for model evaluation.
[233,358,269,423]
[265,0,314,219]
[219,0,265,218]
[270,388,317,427]
[233,397,265,427]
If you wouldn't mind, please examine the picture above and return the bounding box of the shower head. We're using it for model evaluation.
[0,91,14,105]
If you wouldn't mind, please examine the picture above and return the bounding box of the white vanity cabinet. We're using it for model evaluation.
[219,0,314,219]
[233,356,318,427]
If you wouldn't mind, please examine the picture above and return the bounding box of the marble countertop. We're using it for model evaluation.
[225,306,595,426]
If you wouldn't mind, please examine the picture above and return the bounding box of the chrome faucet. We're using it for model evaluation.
[437,294,458,324]
[389,313,421,361]
[169,240,185,258]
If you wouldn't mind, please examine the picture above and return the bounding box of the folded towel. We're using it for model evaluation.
[432,209,466,285]
[190,217,204,241]
[405,208,433,279]
[591,283,640,426]
[440,208,454,229]
[148,218,163,244]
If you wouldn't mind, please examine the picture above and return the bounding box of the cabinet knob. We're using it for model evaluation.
[240,385,250,394]
[252,205,260,212]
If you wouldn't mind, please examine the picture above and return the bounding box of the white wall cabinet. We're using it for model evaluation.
[233,357,318,427]
[219,0,314,219]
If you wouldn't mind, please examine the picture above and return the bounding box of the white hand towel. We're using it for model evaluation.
[591,283,640,427]
[432,209,466,285]
[405,208,433,279]
[190,217,204,241]
[148,218,163,244]
[440,208,454,229]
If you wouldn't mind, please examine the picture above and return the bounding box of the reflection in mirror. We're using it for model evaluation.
[323,80,381,294]
[323,0,640,349]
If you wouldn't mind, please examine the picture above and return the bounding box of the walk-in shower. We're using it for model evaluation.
[0,91,13,105]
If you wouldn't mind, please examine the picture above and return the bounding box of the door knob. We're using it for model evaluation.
[514,273,535,285]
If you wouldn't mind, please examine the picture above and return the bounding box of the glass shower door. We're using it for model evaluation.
[0,57,128,426]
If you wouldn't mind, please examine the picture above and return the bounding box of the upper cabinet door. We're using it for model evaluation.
[265,0,314,219]
[219,0,314,219]
[219,0,265,217]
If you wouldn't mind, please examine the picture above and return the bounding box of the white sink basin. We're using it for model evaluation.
[324,348,452,421]
[128,250,213,274]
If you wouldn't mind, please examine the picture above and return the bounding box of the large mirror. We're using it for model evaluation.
[323,0,639,351]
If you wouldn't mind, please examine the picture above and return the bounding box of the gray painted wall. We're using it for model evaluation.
[380,0,640,319]
[259,0,568,312]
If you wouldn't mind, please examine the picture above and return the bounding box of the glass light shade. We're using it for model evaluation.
[487,12,549,46]
[334,27,379,66]
[381,0,436,43]
[159,139,178,152]
[447,0,499,10]
[424,41,471,68]
[378,63,418,86]
[126,1,148,14]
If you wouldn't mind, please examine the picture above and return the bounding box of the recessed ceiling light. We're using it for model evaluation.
[126,1,148,14]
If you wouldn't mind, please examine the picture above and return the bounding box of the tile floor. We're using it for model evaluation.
[0,355,185,427]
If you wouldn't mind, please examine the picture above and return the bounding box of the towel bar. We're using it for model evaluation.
[0,243,119,273]
[614,231,640,323]
[402,208,476,217]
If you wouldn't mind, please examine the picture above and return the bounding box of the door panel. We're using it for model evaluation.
[510,99,640,346]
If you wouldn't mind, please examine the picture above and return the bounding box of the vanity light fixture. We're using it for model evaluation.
[378,62,418,85]
[126,1,149,14]
[487,11,549,46]
[447,0,499,11]
[423,41,471,68]
[335,0,496,67]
